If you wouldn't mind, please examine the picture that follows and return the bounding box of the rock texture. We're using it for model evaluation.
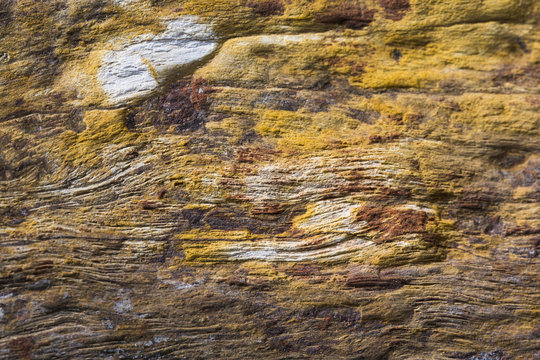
[98,16,217,104]
[0,0,539,359]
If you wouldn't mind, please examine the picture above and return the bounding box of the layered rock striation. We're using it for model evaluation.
[0,0,539,359]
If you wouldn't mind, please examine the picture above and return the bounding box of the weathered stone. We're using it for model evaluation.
[98,16,217,104]
[0,0,538,359]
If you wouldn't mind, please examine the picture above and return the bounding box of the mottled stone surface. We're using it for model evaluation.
[0,0,539,359]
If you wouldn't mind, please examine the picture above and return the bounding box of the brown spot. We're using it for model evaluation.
[346,274,409,289]
[368,132,402,144]
[157,189,167,199]
[388,114,404,123]
[458,215,503,235]
[29,259,54,275]
[42,293,73,313]
[0,206,29,225]
[8,337,35,360]
[441,101,462,112]
[116,321,151,340]
[268,335,298,352]
[371,187,412,202]
[317,4,376,29]
[378,0,410,21]
[250,202,286,217]
[141,201,160,210]
[526,96,540,106]
[378,187,411,198]
[264,320,286,335]
[246,0,284,16]
[457,190,503,210]
[351,62,366,76]
[283,264,322,277]
[236,147,277,164]
[347,108,380,124]
[320,315,332,329]
[493,64,540,88]
[0,0,14,25]
[124,150,139,160]
[403,113,424,128]
[127,77,216,133]
[202,204,303,235]
[189,77,215,110]
[503,226,540,237]
[484,215,504,235]
[222,276,248,287]
[355,204,430,242]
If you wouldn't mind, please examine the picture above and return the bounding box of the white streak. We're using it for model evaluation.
[98,16,217,104]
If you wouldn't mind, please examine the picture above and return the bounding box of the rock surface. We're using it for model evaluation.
[0,0,539,359]
[98,16,217,104]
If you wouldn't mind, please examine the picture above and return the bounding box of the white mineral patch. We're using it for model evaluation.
[161,279,199,291]
[0,293,13,300]
[111,0,136,6]
[398,204,435,213]
[98,16,217,104]
[114,298,132,313]
[226,236,371,262]
[295,200,364,234]
[243,33,324,46]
